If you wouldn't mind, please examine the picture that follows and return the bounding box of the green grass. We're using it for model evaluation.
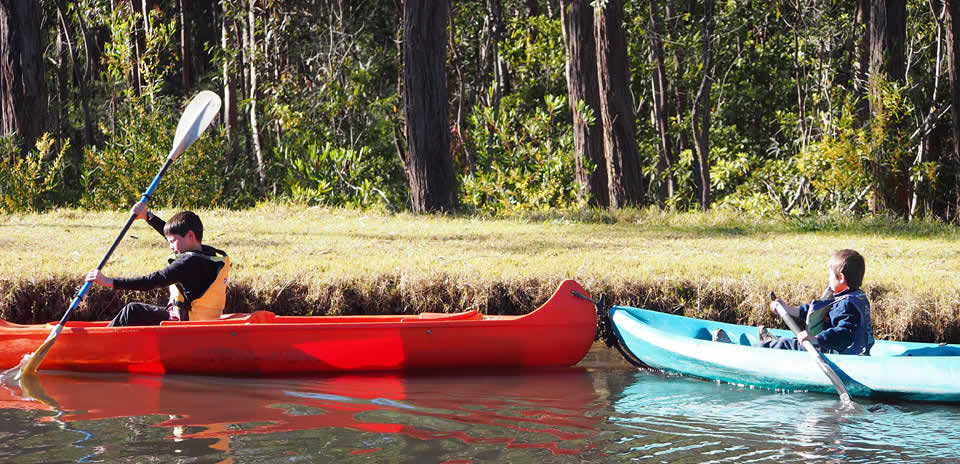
[2,205,959,342]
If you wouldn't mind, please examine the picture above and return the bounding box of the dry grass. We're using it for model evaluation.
[1,205,958,342]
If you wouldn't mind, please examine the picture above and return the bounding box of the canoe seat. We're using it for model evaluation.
[403,310,482,322]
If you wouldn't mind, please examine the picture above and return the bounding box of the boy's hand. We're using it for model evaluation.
[769,299,784,312]
[797,330,816,346]
[131,201,149,221]
[85,269,114,288]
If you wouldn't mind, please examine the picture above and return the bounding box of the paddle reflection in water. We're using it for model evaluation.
[0,368,602,462]
[607,369,960,463]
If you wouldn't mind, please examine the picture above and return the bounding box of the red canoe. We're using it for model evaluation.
[0,280,596,376]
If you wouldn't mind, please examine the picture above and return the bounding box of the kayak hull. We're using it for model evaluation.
[1,280,596,376]
[610,305,960,402]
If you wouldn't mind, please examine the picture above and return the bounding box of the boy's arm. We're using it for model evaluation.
[771,300,803,318]
[112,257,187,292]
[132,201,166,237]
[145,210,166,237]
[814,300,860,349]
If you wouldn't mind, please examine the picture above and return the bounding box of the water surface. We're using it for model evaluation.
[0,344,956,463]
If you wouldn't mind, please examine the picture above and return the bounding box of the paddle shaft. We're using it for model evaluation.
[67,156,175,322]
[15,91,222,379]
[15,157,175,378]
[771,302,853,403]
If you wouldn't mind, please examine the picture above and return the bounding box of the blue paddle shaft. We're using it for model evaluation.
[59,157,174,324]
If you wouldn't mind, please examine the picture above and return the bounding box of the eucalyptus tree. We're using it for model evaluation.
[403,0,457,212]
[1,0,47,154]
[560,0,608,207]
[691,0,715,210]
[595,0,645,209]
[949,0,960,217]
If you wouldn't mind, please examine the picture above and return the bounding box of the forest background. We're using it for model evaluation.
[3,0,960,218]
[1,0,959,341]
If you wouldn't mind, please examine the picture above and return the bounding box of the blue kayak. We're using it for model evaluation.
[609,305,960,402]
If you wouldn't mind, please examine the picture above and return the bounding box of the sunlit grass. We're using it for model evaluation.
[3,204,955,290]
[2,204,958,341]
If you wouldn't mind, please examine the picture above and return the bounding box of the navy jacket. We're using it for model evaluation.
[798,288,874,355]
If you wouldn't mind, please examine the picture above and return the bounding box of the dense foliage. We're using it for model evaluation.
[1,0,956,222]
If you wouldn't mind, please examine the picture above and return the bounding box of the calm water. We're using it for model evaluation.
[1,344,958,463]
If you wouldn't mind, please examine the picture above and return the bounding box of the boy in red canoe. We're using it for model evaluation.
[759,249,874,355]
[85,201,230,326]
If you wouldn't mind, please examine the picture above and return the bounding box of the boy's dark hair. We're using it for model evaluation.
[164,211,203,242]
[829,249,865,290]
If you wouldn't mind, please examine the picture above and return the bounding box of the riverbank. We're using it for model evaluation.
[2,205,958,342]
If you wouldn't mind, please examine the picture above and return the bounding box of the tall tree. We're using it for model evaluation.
[947,0,960,220]
[595,0,645,209]
[248,0,265,187]
[854,0,871,124]
[55,1,95,147]
[560,0,607,207]
[691,0,715,210]
[483,0,507,114]
[0,0,46,154]
[220,0,239,164]
[867,0,907,215]
[666,4,690,167]
[179,0,193,92]
[648,0,675,206]
[403,0,457,212]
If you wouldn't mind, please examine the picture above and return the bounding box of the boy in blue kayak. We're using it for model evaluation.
[84,201,230,327]
[759,249,874,355]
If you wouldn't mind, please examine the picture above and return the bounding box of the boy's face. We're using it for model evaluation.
[827,267,847,293]
[166,231,198,254]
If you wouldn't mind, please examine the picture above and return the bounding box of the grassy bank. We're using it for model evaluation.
[2,205,959,342]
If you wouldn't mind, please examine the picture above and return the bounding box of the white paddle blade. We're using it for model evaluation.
[168,90,223,161]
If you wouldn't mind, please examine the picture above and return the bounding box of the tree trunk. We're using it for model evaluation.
[483,0,505,113]
[525,0,540,17]
[55,1,95,148]
[648,0,675,206]
[868,0,907,215]
[248,0,265,187]
[667,4,691,161]
[947,0,960,221]
[448,5,474,175]
[221,0,238,162]
[55,9,70,143]
[854,0,870,125]
[403,0,457,213]
[0,0,46,154]
[179,0,193,92]
[560,0,608,207]
[595,0,645,209]
[691,0,715,211]
[127,0,143,96]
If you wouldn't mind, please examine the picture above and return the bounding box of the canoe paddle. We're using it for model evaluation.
[15,90,222,379]
[769,291,860,410]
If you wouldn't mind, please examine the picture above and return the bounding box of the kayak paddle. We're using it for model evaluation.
[769,291,861,410]
[16,90,222,379]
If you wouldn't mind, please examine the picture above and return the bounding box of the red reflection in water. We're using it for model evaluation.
[1,369,600,457]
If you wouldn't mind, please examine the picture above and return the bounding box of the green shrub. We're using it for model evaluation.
[79,97,239,210]
[461,93,579,214]
[0,134,67,213]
